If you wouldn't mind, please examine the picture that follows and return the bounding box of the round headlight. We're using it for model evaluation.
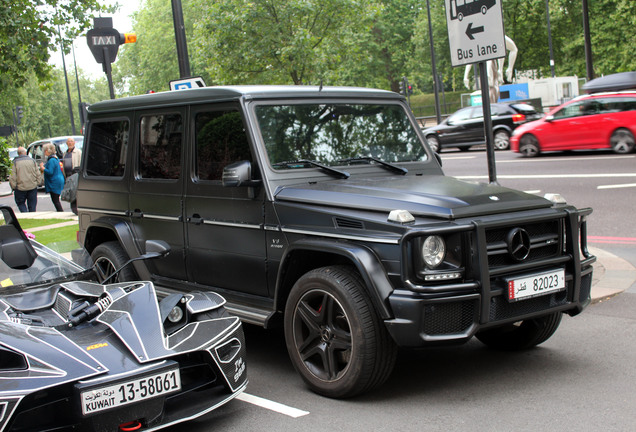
[422,236,446,268]
[167,306,184,323]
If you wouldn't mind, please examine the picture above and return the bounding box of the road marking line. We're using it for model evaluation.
[597,183,636,190]
[589,236,636,245]
[498,155,635,163]
[236,392,310,418]
[456,173,636,180]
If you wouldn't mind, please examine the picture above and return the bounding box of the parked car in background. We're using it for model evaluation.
[511,91,636,157]
[26,135,84,165]
[422,102,541,152]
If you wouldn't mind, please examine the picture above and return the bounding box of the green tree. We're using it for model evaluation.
[0,0,110,88]
[191,0,375,85]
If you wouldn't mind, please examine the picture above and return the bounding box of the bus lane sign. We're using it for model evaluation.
[445,0,506,67]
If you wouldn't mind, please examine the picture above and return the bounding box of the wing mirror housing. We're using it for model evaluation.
[222,160,261,188]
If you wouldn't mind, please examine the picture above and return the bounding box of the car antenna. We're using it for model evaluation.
[319,79,323,92]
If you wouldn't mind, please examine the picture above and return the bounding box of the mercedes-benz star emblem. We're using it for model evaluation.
[507,228,531,261]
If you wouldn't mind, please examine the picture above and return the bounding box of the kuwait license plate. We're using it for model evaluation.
[81,366,181,415]
[507,269,565,302]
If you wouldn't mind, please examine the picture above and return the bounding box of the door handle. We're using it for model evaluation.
[188,215,204,225]
[130,209,143,218]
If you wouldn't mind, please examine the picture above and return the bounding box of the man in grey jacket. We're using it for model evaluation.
[9,147,42,212]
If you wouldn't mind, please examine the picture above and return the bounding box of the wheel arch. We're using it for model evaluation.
[275,239,394,320]
[83,218,151,280]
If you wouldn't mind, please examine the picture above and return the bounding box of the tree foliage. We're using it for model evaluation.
[191,0,375,85]
[0,0,110,89]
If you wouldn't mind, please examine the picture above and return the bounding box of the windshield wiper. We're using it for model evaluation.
[273,159,350,179]
[337,157,408,175]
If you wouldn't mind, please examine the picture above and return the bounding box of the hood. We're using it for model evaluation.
[274,175,552,219]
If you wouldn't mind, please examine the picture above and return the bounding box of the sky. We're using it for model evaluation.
[48,1,142,80]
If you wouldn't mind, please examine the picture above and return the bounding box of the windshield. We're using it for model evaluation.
[0,241,88,289]
[254,103,428,169]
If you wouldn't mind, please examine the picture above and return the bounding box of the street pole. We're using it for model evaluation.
[478,62,497,184]
[171,0,191,78]
[582,0,594,80]
[72,43,84,129]
[58,25,76,135]
[545,0,555,77]
[426,0,442,123]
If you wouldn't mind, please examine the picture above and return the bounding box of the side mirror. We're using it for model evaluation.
[545,115,554,122]
[222,160,261,187]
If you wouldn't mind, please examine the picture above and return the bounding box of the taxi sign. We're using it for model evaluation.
[445,0,506,67]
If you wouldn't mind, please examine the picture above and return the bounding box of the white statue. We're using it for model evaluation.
[463,35,518,102]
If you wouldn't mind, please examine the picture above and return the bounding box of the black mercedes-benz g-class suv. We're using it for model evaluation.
[77,86,595,398]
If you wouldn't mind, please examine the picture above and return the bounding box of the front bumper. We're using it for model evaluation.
[384,206,595,347]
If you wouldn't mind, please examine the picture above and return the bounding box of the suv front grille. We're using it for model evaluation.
[486,220,562,267]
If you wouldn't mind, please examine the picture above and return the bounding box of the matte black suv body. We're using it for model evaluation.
[77,86,595,398]
[422,102,541,152]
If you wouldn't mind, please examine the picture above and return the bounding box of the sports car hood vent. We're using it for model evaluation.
[274,175,552,220]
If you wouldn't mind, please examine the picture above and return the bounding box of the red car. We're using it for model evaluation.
[510,92,636,157]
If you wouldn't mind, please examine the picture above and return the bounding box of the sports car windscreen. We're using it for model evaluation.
[254,103,428,169]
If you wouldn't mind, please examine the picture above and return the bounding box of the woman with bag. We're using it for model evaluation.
[39,143,65,212]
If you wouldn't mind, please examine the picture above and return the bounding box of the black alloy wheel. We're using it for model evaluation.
[284,266,397,398]
[91,241,137,283]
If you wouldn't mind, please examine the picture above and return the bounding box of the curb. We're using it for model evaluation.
[589,246,636,303]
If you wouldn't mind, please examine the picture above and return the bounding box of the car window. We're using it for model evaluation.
[552,101,588,119]
[194,109,252,181]
[85,120,129,177]
[510,103,537,114]
[139,114,183,180]
[448,107,473,123]
[599,97,636,114]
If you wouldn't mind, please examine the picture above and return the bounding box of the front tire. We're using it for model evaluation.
[284,266,397,398]
[494,130,511,150]
[91,241,137,283]
[519,134,540,157]
[426,135,440,153]
[475,312,562,350]
[610,128,635,154]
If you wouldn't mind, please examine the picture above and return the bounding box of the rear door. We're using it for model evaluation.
[129,108,188,280]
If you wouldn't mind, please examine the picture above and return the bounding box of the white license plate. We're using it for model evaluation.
[507,269,565,302]
[81,367,181,415]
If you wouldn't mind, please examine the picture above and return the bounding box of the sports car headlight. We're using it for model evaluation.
[422,235,446,268]
[167,305,184,323]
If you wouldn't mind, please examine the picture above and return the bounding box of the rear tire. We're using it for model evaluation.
[91,241,137,283]
[284,266,397,398]
[475,312,562,351]
[610,128,635,154]
[519,134,540,157]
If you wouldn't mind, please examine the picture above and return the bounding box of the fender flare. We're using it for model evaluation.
[83,217,151,280]
[276,238,395,319]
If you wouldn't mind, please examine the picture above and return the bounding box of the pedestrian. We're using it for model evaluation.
[39,143,65,212]
[62,137,82,214]
[8,147,42,212]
